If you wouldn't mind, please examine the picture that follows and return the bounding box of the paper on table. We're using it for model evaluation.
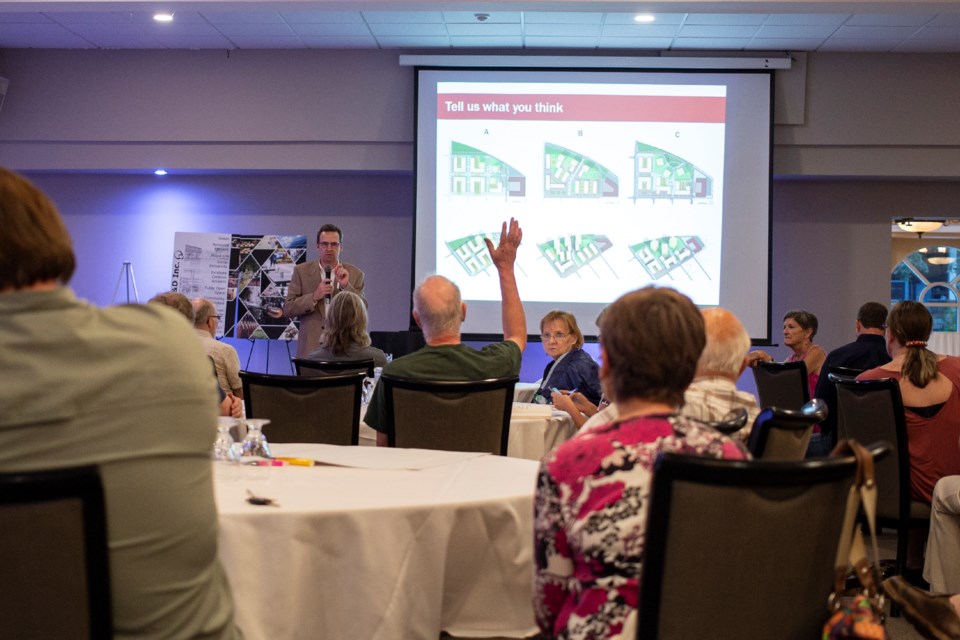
[511,402,554,418]
[267,442,488,471]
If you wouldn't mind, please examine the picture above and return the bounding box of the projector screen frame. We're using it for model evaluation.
[412,63,775,346]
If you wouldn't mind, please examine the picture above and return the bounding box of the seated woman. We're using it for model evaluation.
[306,291,388,368]
[533,310,601,406]
[859,300,960,503]
[533,287,748,639]
[747,308,826,396]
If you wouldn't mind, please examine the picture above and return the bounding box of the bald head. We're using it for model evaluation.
[413,275,464,344]
[192,297,217,327]
[697,307,751,380]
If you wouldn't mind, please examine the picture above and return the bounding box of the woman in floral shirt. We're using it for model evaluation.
[533,287,749,639]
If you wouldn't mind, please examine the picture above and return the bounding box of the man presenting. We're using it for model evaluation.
[0,168,238,638]
[365,218,526,446]
[193,296,243,399]
[283,223,365,358]
[814,301,890,447]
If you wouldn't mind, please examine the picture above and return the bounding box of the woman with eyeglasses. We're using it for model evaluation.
[532,310,601,406]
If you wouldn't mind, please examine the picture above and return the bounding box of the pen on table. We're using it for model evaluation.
[275,457,317,466]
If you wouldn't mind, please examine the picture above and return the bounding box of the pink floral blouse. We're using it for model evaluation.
[533,414,749,639]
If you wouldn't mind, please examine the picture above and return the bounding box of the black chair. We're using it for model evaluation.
[747,398,827,460]
[818,366,866,450]
[0,465,112,640]
[379,374,518,455]
[638,442,890,640]
[292,357,376,378]
[703,408,750,436]
[830,375,931,586]
[240,370,365,445]
[752,360,809,410]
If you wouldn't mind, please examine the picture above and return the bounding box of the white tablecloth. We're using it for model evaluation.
[356,404,576,461]
[215,443,540,640]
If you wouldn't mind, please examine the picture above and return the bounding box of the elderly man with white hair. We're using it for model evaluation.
[680,306,760,440]
[364,218,526,446]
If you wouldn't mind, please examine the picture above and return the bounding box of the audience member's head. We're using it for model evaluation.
[888,300,937,388]
[599,286,705,407]
[150,291,195,323]
[192,297,218,328]
[539,310,585,358]
[0,168,76,291]
[783,309,818,338]
[783,309,817,340]
[857,301,888,331]
[697,307,751,380]
[322,291,372,355]
[412,275,464,343]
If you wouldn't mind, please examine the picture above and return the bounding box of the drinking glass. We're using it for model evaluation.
[240,418,272,460]
[212,417,239,462]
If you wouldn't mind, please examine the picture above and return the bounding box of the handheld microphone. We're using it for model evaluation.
[324,267,332,302]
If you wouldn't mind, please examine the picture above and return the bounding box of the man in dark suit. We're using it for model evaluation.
[282,223,365,357]
[814,301,890,448]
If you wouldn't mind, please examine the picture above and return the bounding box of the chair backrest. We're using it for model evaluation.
[703,408,750,436]
[0,465,112,640]
[829,366,865,380]
[380,374,518,455]
[831,375,908,523]
[292,357,376,378]
[752,360,809,410]
[747,398,827,460]
[240,370,365,445]
[638,445,887,640]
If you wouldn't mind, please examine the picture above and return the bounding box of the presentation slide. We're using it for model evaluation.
[415,68,772,341]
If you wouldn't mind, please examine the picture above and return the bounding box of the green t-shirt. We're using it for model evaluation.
[365,341,522,433]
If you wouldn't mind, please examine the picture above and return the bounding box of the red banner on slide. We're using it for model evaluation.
[437,93,725,123]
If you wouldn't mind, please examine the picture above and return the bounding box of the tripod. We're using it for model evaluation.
[112,261,140,304]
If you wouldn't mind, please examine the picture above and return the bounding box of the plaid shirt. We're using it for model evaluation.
[681,375,760,442]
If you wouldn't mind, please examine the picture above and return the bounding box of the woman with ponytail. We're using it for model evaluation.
[860,300,960,503]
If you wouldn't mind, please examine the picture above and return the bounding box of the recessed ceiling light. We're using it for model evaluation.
[633,14,656,23]
[153,12,174,23]
[154,169,168,176]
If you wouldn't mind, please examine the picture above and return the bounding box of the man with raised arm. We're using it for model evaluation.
[283,223,366,358]
[0,168,239,638]
[364,218,526,446]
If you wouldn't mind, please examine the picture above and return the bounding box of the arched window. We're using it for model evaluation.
[891,246,960,331]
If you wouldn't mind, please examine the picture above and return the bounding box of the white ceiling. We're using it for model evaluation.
[1,2,960,51]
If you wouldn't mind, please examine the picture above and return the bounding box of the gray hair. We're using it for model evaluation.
[149,291,195,323]
[698,307,751,377]
[192,297,216,326]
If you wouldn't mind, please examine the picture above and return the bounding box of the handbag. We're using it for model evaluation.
[822,439,889,640]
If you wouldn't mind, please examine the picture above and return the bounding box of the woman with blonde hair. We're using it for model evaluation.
[860,300,960,503]
[306,291,387,367]
[532,310,601,406]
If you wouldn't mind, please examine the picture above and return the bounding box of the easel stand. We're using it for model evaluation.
[112,261,139,304]
[244,339,295,374]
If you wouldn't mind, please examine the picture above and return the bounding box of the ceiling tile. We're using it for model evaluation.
[685,14,768,26]
[526,23,602,37]
[601,24,679,37]
[893,38,960,52]
[679,25,759,38]
[603,14,686,25]
[845,13,935,26]
[215,23,296,37]
[0,22,76,37]
[832,25,919,39]
[155,34,235,48]
[363,11,444,24]
[746,37,827,49]
[754,25,837,38]
[127,12,207,24]
[910,26,960,41]
[0,31,95,47]
[289,23,371,37]
[200,11,284,24]
[442,11,520,24]
[368,22,447,36]
[142,22,222,37]
[672,37,750,49]
[446,23,520,36]
[762,14,850,26]
[927,14,960,27]
[88,34,166,48]
[817,37,899,51]
[524,36,598,48]
[68,23,146,36]
[375,35,450,48]
[279,11,364,24]
[597,37,674,49]
[449,35,523,47]
[44,11,131,24]
[301,35,379,48]
[228,35,305,48]
[524,12,603,24]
